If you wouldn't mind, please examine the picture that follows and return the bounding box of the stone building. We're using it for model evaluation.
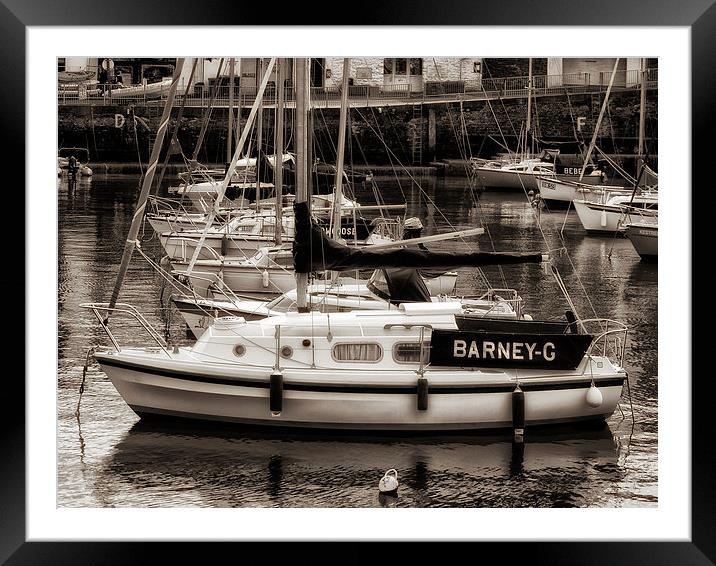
[547,58,651,87]
[319,57,483,92]
[60,57,656,93]
[179,57,484,94]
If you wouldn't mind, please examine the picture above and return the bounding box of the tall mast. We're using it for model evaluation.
[185,58,277,274]
[227,57,235,164]
[332,58,351,241]
[154,57,198,193]
[638,57,646,167]
[235,58,242,145]
[526,57,532,158]
[274,58,285,245]
[255,58,264,213]
[192,58,225,162]
[295,57,310,311]
[579,57,620,181]
[106,58,185,319]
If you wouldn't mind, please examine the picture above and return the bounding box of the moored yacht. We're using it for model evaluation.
[573,192,658,234]
[172,272,519,338]
[87,301,627,430]
[169,244,458,301]
[472,151,604,191]
[535,177,629,205]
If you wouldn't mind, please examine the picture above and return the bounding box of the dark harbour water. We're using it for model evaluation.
[57,173,657,508]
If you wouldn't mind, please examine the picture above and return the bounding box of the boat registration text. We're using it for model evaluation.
[453,339,555,361]
[429,330,593,370]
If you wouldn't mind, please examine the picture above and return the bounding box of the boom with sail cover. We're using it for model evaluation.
[293,202,544,273]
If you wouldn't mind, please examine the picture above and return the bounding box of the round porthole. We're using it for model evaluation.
[233,344,246,357]
[280,345,293,359]
[302,339,311,347]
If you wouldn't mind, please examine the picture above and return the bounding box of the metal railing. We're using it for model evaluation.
[581,318,629,367]
[80,302,173,357]
[57,68,658,107]
[476,288,525,320]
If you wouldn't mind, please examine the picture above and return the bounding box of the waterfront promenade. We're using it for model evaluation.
[58,68,658,109]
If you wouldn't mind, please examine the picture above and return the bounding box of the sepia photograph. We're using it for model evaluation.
[0,0,704,555]
[56,54,659,509]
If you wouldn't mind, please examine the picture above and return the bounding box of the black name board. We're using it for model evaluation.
[318,217,373,240]
[429,330,593,370]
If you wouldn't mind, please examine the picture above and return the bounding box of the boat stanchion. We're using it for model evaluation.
[512,385,525,442]
[270,371,283,416]
[417,377,429,411]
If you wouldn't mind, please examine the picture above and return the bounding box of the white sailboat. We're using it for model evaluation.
[573,191,658,234]
[156,200,398,260]
[168,241,458,301]
[171,274,520,339]
[535,176,628,205]
[84,58,628,432]
[159,211,296,260]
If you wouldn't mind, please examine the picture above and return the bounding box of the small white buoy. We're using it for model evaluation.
[586,383,603,408]
[378,469,399,494]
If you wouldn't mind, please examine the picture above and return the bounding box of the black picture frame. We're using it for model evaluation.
[8,1,706,563]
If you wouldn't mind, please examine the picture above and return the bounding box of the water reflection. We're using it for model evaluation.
[95,420,620,508]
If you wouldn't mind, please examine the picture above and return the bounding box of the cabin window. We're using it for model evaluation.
[409,59,423,76]
[383,59,393,75]
[393,342,429,364]
[332,343,383,363]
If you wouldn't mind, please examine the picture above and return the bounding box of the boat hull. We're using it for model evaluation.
[160,233,290,260]
[474,168,540,191]
[171,259,458,301]
[171,260,298,299]
[573,200,629,233]
[537,178,625,205]
[96,353,624,431]
[147,215,218,234]
[625,223,658,259]
[476,169,604,192]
